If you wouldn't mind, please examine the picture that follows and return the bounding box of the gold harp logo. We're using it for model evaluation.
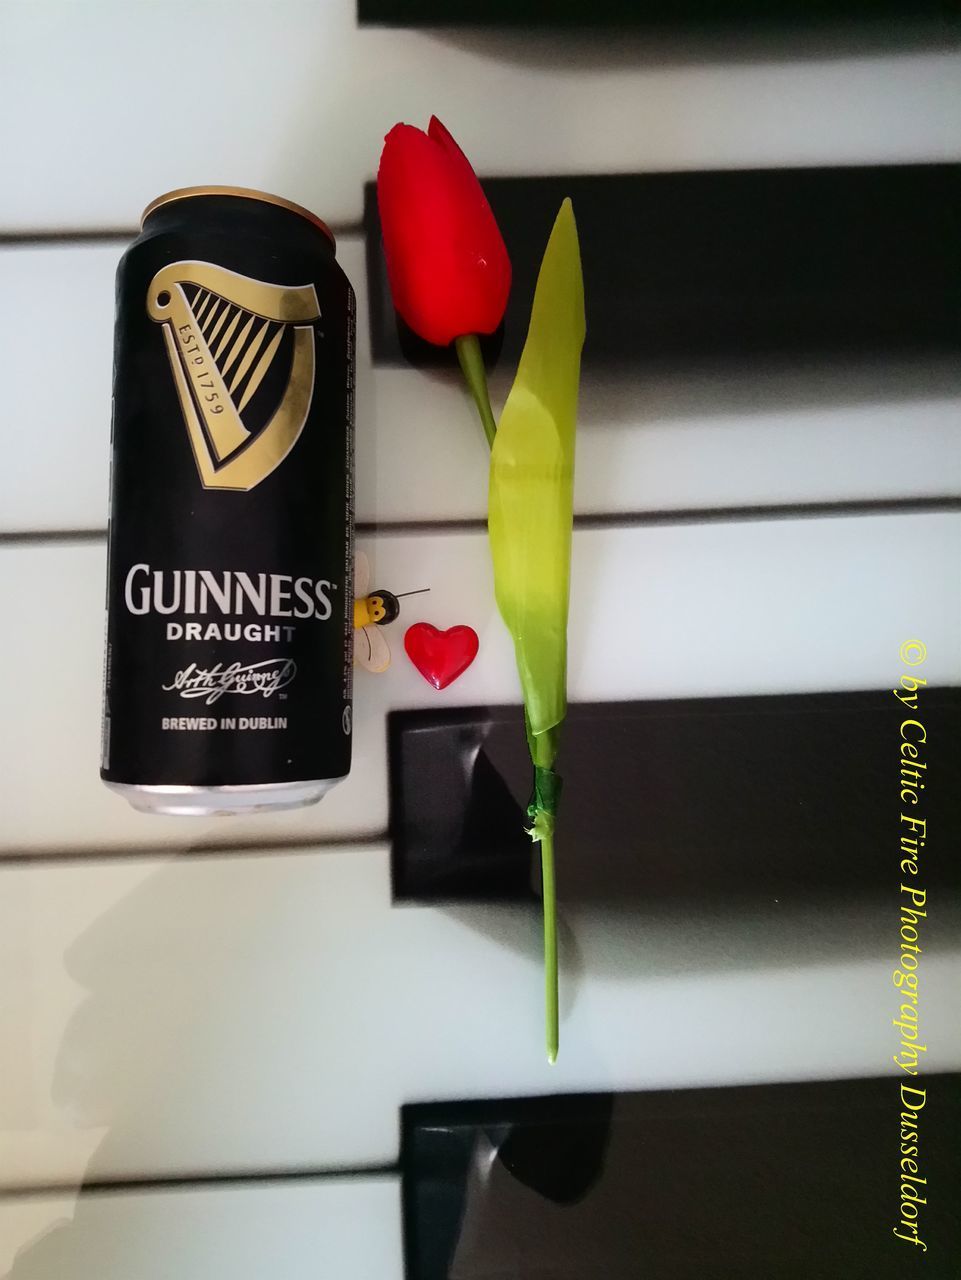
[147,260,321,492]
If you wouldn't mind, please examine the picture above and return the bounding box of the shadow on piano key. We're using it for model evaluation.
[401,1078,961,1278]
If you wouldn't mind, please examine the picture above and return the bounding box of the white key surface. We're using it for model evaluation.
[2,847,959,1188]
[1,514,957,855]
[2,2,959,232]
[0,1177,403,1279]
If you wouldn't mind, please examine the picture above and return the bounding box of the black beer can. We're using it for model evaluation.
[101,186,354,815]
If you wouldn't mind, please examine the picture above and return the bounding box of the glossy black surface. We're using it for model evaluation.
[402,1078,961,1278]
[360,0,954,25]
[365,166,960,370]
[389,690,961,905]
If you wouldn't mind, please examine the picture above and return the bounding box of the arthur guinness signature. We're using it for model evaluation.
[163,659,296,706]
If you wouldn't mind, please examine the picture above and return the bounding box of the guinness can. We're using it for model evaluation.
[101,187,354,815]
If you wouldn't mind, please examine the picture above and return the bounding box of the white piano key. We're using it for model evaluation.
[0,243,115,535]
[1,1,958,232]
[2,847,959,1187]
[0,513,958,854]
[2,239,959,535]
[0,1177,403,1279]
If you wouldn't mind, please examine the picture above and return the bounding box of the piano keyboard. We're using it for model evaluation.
[2,4,960,1275]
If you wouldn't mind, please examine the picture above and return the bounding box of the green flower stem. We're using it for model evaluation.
[455,334,497,448]
[540,828,559,1064]
[531,731,559,1063]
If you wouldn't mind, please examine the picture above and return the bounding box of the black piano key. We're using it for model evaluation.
[364,165,960,370]
[361,0,953,24]
[401,1078,961,1278]
[388,689,961,905]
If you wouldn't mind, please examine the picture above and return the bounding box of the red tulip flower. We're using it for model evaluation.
[377,116,510,345]
[377,116,511,443]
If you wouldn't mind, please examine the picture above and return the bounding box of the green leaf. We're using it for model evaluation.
[488,199,585,759]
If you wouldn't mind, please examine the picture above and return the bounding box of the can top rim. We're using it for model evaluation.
[140,186,336,248]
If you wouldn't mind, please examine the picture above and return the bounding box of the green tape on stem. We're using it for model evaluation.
[528,766,562,820]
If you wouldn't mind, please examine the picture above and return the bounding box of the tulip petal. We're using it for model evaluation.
[429,116,511,296]
[428,115,477,184]
[377,124,466,344]
[377,118,511,346]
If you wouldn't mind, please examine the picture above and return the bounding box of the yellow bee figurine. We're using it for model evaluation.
[353,551,426,674]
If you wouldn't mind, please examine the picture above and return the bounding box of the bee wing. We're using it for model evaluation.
[355,624,391,674]
[354,550,370,599]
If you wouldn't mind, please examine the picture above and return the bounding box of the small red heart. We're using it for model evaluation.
[404,623,479,691]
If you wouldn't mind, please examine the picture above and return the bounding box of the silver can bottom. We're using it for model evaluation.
[105,777,346,817]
